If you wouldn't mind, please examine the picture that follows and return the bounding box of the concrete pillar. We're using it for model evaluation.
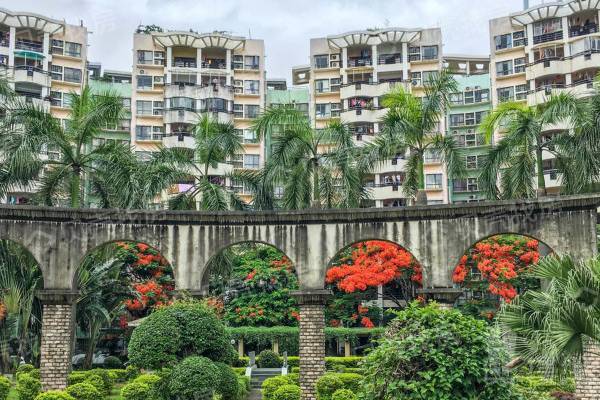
[272,339,279,355]
[371,44,378,83]
[576,340,600,399]
[37,290,78,391]
[238,338,244,357]
[226,50,232,86]
[166,47,172,84]
[42,33,50,71]
[401,42,409,81]
[291,290,331,400]
[343,341,351,357]
[8,27,15,68]
[196,48,202,85]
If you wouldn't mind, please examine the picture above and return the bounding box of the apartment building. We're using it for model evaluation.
[0,8,88,204]
[444,55,492,204]
[490,0,600,194]
[131,28,266,203]
[293,27,446,206]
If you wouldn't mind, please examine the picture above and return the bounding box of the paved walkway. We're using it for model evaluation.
[249,389,262,399]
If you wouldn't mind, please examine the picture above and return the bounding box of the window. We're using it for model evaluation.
[154,51,165,65]
[422,71,438,84]
[315,79,330,93]
[135,125,151,140]
[494,33,512,50]
[330,78,341,92]
[316,103,330,118]
[51,40,64,55]
[515,84,529,100]
[153,101,164,115]
[50,65,63,81]
[534,18,562,37]
[496,60,513,77]
[244,56,259,70]
[243,154,260,169]
[450,93,464,105]
[170,97,195,110]
[136,100,153,115]
[449,114,465,127]
[422,46,438,60]
[245,105,259,118]
[205,98,228,112]
[466,155,486,169]
[50,91,62,107]
[137,75,152,90]
[122,98,131,110]
[514,57,526,73]
[453,178,479,192]
[425,174,442,189]
[237,129,257,143]
[513,31,527,47]
[233,55,244,69]
[408,46,421,61]
[497,86,514,103]
[64,42,81,58]
[233,104,243,118]
[137,50,153,65]
[244,80,260,94]
[314,55,329,69]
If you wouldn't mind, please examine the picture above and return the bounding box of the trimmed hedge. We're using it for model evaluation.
[262,376,296,400]
[168,356,219,399]
[33,391,74,400]
[107,369,128,383]
[239,356,363,370]
[121,382,149,400]
[332,389,357,400]
[272,385,300,400]
[0,376,10,400]
[316,373,362,400]
[257,350,281,368]
[16,373,41,400]
[65,383,102,400]
[133,374,161,400]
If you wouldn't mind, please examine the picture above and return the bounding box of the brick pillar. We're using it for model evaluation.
[292,290,331,400]
[576,340,600,400]
[37,290,79,391]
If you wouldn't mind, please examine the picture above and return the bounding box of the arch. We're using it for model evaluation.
[326,238,424,270]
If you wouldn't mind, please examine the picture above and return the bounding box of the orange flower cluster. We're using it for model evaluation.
[0,302,6,322]
[326,241,421,293]
[125,280,171,312]
[452,236,540,302]
[271,256,293,272]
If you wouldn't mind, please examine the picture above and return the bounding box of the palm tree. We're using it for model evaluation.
[164,114,250,211]
[479,92,598,199]
[0,86,125,207]
[252,106,368,209]
[363,70,466,205]
[499,254,600,379]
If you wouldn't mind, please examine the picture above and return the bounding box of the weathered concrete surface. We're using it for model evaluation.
[0,194,598,292]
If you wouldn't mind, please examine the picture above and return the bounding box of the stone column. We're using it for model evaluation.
[37,289,79,391]
[8,27,15,68]
[576,340,600,400]
[291,290,331,400]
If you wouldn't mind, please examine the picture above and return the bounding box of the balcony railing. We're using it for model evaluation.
[201,60,226,69]
[533,30,563,45]
[15,39,43,52]
[173,59,197,68]
[378,53,402,65]
[569,23,598,38]
[347,57,372,67]
[0,37,8,47]
[136,133,165,141]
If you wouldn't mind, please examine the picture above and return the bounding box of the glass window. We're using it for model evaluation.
[515,84,529,100]
[514,57,526,73]
[422,46,438,60]
[205,98,228,112]
[496,60,513,77]
[315,79,330,93]
[494,33,512,50]
[135,125,151,140]
[314,55,329,69]
[243,154,260,169]
[244,80,260,94]
[408,46,421,61]
[137,50,153,64]
[63,67,82,83]
[65,42,81,58]
[50,64,63,81]
[449,114,465,127]
[497,87,514,103]
[136,100,153,115]
[49,91,62,107]
[169,97,195,110]
[233,104,243,118]
[534,18,562,37]
[450,93,463,105]
[425,174,442,189]
[137,75,152,90]
[513,31,527,47]
[244,56,259,70]
[51,39,64,55]
[316,103,330,118]
[245,105,259,118]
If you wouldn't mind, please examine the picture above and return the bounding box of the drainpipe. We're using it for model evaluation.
[523,0,529,10]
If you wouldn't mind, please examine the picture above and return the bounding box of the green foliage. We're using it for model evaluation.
[82,375,106,397]
[168,356,219,399]
[86,370,111,394]
[65,383,102,400]
[359,302,518,400]
[272,385,300,400]
[0,376,10,400]
[213,362,240,400]
[262,376,295,400]
[102,356,122,369]
[512,374,575,400]
[286,373,299,384]
[128,300,236,369]
[125,365,140,381]
[33,392,74,400]
[107,369,128,383]
[316,374,344,400]
[16,374,41,400]
[120,382,149,400]
[67,373,88,386]
[332,389,357,400]
[257,350,281,368]
[16,365,35,377]
[132,374,160,400]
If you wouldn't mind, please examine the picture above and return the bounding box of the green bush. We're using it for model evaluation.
[65,383,102,400]
[214,362,239,400]
[107,369,128,383]
[286,373,299,385]
[128,300,236,369]
[512,375,575,400]
[168,356,219,400]
[133,374,161,400]
[262,376,295,400]
[86,370,111,394]
[325,357,362,370]
[331,389,357,400]
[359,302,518,400]
[0,376,10,400]
[316,374,344,400]
[16,374,41,400]
[103,356,122,369]
[82,375,106,397]
[257,350,281,368]
[232,367,247,376]
[125,365,140,381]
[33,391,74,400]
[334,373,361,394]
[272,385,300,400]
[237,376,250,400]
[16,364,35,376]
[67,372,88,386]
[120,382,149,400]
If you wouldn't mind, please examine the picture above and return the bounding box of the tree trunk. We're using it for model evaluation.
[70,167,81,208]
[83,321,101,369]
[415,155,427,205]
[535,138,547,197]
[312,162,321,209]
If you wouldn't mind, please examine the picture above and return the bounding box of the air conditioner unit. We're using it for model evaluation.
[330,54,340,61]
[154,76,164,84]
[178,110,184,117]
[465,87,472,91]
[140,70,145,74]
[330,61,340,68]
[412,79,420,86]
[544,60,551,68]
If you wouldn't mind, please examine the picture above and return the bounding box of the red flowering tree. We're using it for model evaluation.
[325,241,422,328]
[452,235,542,319]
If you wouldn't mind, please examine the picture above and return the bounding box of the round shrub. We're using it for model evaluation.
[237,376,250,400]
[334,373,361,394]
[17,364,35,376]
[133,374,161,400]
[0,376,10,400]
[214,362,239,400]
[67,372,88,387]
[16,373,41,400]
[332,389,357,400]
[316,374,344,400]
[168,356,220,400]
[107,369,128,383]
[121,382,150,400]
[33,391,74,400]
[286,373,299,385]
[65,383,102,400]
[272,385,300,400]
[103,356,122,369]
[257,350,281,368]
[86,370,111,394]
[262,376,294,400]
[125,365,140,381]
[82,375,106,397]
[128,300,236,369]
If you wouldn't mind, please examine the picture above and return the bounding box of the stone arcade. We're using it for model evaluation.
[0,195,599,399]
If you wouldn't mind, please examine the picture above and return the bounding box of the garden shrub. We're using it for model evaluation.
[133,374,161,400]
[237,376,250,400]
[257,350,281,368]
[16,364,35,377]
[82,375,106,397]
[359,302,519,400]
[33,391,74,400]
[315,374,344,400]
[120,382,149,400]
[107,369,128,383]
[102,356,122,369]
[286,373,299,384]
[168,356,219,400]
[232,367,247,376]
[86,370,111,394]
[334,373,361,394]
[272,384,300,400]
[0,376,10,400]
[16,374,41,400]
[262,376,295,400]
[67,372,88,386]
[125,365,140,381]
[128,300,236,369]
[65,383,102,400]
[331,389,357,400]
[214,362,239,400]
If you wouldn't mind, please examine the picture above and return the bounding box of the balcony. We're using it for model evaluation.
[201,59,226,70]
[347,57,372,68]
[533,31,563,45]
[15,39,43,53]
[13,66,50,87]
[0,36,8,47]
[173,58,197,68]
[165,83,234,101]
[340,80,404,99]
[569,23,598,38]
[378,53,402,65]
[136,133,165,142]
[162,133,195,149]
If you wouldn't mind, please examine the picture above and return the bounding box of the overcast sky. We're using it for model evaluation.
[5,0,540,81]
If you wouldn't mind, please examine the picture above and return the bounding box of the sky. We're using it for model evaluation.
[4,0,538,82]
